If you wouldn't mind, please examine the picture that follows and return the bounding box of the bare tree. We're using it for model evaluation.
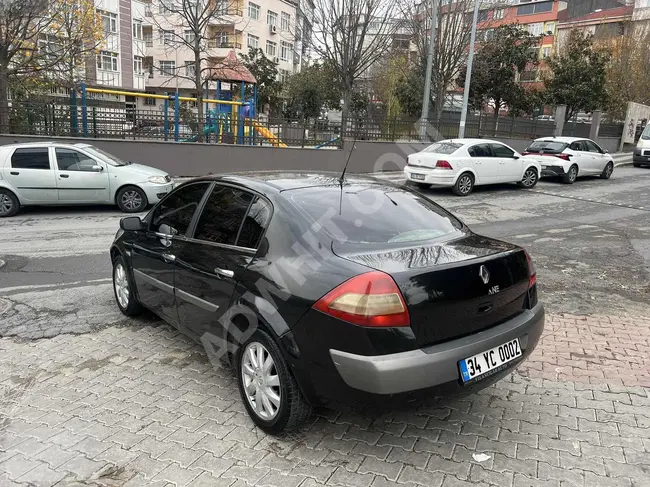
[310,0,400,134]
[398,0,505,122]
[149,0,250,141]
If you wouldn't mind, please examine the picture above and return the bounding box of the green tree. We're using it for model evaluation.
[240,47,281,113]
[545,30,610,122]
[457,24,541,118]
[283,62,341,120]
[394,69,424,118]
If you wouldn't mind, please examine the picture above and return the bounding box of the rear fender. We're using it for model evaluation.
[454,168,478,185]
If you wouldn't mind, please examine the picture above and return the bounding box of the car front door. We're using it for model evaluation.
[130,182,211,326]
[53,148,111,203]
[488,143,521,182]
[174,184,272,343]
[584,140,608,173]
[3,147,57,203]
[468,144,497,183]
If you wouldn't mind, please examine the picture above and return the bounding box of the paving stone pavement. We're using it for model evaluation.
[1,314,649,487]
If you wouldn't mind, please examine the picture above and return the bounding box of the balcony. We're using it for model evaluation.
[207,40,242,49]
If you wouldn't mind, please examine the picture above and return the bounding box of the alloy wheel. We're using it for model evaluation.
[605,163,613,178]
[114,262,130,309]
[0,194,12,215]
[241,342,281,421]
[522,169,537,187]
[458,175,473,194]
[568,167,577,182]
[121,191,143,211]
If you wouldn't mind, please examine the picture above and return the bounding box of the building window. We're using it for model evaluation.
[99,10,117,33]
[544,22,556,35]
[493,9,504,20]
[477,10,488,23]
[542,46,551,58]
[38,34,63,61]
[248,2,260,20]
[144,31,153,47]
[519,70,537,82]
[134,56,144,75]
[97,51,119,71]
[159,0,174,14]
[279,68,290,83]
[266,40,276,57]
[517,1,552,15]
[184,29,195,43]
[160,29,174,46]
[217,31,229,45]
[184,61,195,77]
[267,10,277,26]
[248,34,259,49]
[281,12,290,31]
[159,60,175,76]
[144,91,156,106]
[527,22,543,36]
[133,21,143,40]
[280,41,292,61]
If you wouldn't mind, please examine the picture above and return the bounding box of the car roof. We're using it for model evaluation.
[533,136,586,143]
[0,141,94,149]
[440,138,507,145]
[180,171,396,194]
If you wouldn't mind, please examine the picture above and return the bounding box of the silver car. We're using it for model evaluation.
[0,142,173,217]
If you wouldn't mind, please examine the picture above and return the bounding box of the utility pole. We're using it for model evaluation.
[419,0,438,141]
[458,0,480,139]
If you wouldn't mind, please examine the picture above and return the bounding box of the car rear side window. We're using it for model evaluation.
[193,185,255,246]
[237,197,272,249]
[468,144,491,157]
[290,185,462,245]
[11,148,50,170]
[526,140,567,154]
[151,182,210,236]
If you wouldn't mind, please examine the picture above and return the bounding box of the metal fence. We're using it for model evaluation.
[0,100,624,147]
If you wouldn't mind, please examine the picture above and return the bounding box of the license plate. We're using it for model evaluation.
[459,338,522,383]
[410,173,425,181]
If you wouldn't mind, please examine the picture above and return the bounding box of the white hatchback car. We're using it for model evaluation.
[522,137,614,184]
[403,139,541,196]
[0,142,174,217]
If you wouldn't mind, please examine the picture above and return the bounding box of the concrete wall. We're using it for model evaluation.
[0,134,623,177]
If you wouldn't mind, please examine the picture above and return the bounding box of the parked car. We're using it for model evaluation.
[521,136,614,184]
[535,115,555,122]
[403,139,541,196]
[0,142,173,217]
[633,123,650,167]
[110,173,544,432]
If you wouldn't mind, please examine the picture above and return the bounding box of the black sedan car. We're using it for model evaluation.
[110,172,544,432]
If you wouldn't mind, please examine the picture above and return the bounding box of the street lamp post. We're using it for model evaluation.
[458,0,480,139]
[419,0,438,141]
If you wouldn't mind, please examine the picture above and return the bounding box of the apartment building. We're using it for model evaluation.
[140,0,306,104]
[557,1,633,48]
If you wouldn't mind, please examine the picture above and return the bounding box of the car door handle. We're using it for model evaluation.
[10,171,18,175]
[214,267,234,278]
[59,174,69,178]
[162,253,175,263]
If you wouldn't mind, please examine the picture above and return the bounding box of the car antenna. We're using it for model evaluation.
[339,130,358,185]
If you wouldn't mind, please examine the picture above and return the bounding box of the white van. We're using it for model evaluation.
[634,124,650,167]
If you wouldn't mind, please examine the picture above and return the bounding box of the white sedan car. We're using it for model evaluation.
[0,142,174,217]
[403,139,541,196]
[521,137,614,184]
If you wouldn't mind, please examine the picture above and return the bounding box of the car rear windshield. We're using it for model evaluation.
[422,142,462,154]
[526,140,567,154]
[289,185,463,245]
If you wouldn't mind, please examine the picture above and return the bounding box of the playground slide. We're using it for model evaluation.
[251,120,288,148]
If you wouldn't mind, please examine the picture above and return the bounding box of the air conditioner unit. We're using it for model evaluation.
[270,24,277,34]
[273,56,279,63]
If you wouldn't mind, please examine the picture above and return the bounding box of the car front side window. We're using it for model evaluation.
[150,182,210,236]
[55,148,98,171]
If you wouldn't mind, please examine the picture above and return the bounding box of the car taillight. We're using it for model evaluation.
[435,160,453,169]
[524,249,536,287]
[313,271,410,327]
[554,153,571,161]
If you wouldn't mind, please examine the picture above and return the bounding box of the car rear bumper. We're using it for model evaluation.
[540,165,567,177]
[329,303,544,395]
[403,167,456,186]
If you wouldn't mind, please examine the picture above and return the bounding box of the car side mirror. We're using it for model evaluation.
[512,155,520,159]
[92,165,103,172]
[604,149,609,154]
[120,216,143,231]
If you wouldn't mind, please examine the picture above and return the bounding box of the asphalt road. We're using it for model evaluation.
[1,166,649,338]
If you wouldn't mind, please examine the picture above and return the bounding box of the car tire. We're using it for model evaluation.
[0,189,20,217]
[112,254,142,317]
[236,329,312,433]
[517,168,538,188]
[562,165,578,184]
[600,162,614,179]
[452,173,474,196]
[633,163,641,168]
[116,186,148,213]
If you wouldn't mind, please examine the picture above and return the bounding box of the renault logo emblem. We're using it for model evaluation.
[479,265,490,285]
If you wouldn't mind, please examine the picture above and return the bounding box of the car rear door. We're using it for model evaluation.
[53,147,111,203]
[130,181,211,326]
[468,144,497,183]
[488,143,521,182]
[3,146,57,203]
[174,184,272,343]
